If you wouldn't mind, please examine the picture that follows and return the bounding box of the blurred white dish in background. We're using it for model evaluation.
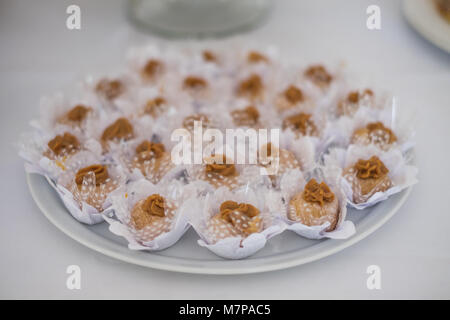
[403,0,450,53]
[128,0,273,38]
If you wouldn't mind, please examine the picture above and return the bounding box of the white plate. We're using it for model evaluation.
[27,173,412,275]
[403,0,450,53]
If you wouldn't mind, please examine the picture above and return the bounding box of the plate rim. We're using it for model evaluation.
[403,0,450,54]
[26,172,412,275]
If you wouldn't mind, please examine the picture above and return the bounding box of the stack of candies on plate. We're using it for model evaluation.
[19,44,418,259]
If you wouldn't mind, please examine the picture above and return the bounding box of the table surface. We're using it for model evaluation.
[0,0,449,299]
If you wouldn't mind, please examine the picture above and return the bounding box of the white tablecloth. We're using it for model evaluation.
[0,0,449,299]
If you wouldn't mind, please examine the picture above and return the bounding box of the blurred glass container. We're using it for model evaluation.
[128,0,273,37]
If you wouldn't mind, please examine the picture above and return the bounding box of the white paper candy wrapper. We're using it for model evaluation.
[188,186,286,259]
[23,151,126,225]
[272,168,355,240]
[24,161,104,224]
[125,44,185,84]
[118,156,186,185]
[84,111,154,154]
[324,145,418,209]
[59,151,126,223]
[29,92,101,134]
[185,142,269,191]
[45,175,105,225]
[19,128,103,181]
[106,118,187,184]
[105,179,191,251]
[329,103,415,154]
[276,103,336,161]
[278,129,319,173]
[300,63,347,111]
[82,72,138,111]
